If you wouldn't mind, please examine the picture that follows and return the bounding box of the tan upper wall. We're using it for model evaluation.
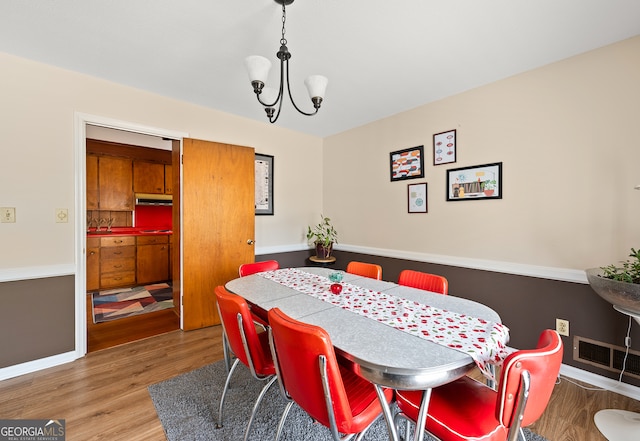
[323,36,640,270]
[0,52,323,269]
[2,35,638,272]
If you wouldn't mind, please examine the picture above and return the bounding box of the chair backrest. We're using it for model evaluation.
[267,307,354,432]
[398,269,448,294]
[496,329,563,428]
[239,260,280,277]
[214,286,273,376]
[346,261,383,280]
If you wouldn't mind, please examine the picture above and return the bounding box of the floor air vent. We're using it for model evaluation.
[574,336,640,379]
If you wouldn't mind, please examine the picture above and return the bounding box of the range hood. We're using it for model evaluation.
[135,193,172,206]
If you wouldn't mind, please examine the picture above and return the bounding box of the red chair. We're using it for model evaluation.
[398,269,448,294]
[394,329,563,441]
[239,259,280,277]
[346,261,383,280]
[267,307,394,441]
[214,286,276,441]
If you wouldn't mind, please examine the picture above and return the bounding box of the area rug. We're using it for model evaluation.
[148,360,550,441]
[91,282,173,323]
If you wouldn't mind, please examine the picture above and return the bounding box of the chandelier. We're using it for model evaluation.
[245,0,328,123]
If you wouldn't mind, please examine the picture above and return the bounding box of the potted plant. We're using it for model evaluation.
[586,248,640,316]
[306,214,338,260]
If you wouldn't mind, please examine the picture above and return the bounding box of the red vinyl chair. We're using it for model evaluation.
[394,329,563,441]
[346,261,383,280]
[239,259,280,277]
[398,269,448,294]
[214,286,276,441]
[267,307,394,441]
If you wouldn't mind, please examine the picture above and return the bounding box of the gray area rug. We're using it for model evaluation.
[148,360,550,441]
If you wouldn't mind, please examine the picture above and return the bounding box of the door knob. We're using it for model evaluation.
[247,239,255,245]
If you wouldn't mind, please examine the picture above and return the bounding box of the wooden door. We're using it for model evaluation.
[175,138,255,330]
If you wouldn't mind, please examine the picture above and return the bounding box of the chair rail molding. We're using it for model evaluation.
[334,243,588,284]
[0,264,75,283]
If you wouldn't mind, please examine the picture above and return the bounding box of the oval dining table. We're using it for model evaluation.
[226,266,507,441]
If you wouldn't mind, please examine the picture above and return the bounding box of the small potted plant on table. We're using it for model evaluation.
[307,214,338,261]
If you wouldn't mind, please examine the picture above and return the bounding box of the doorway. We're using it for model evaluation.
[74,113,189,357]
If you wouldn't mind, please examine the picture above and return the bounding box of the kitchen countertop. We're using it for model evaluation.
[87,227,172,237]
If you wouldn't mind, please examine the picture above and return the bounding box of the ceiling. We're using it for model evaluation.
[2,1,639,138]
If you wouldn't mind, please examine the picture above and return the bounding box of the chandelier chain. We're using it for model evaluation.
[280,2,287,46]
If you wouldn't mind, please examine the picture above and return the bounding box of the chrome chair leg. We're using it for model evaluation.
[274,401,295,441]
[243,375,277,441]
[222,331,233,373]
[216,358,240,428]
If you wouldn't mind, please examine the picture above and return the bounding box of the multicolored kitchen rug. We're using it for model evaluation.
[91,283,173,323]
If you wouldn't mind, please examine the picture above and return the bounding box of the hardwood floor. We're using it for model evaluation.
[1,326,639,441]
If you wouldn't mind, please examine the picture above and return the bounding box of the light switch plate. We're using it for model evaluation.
[55,208,69,223]
[1,207,16,223]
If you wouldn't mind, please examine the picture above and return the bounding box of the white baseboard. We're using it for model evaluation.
[0,351,80,382]
[560,364,640,401]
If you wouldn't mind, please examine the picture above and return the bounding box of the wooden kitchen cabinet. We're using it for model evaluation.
[164,164,173,195]
[100,236,136,289]
[86,237,100,291]
[136,235,169,284]
[98,156,133,210]
[86,155,99,210]
[133,161,165,194]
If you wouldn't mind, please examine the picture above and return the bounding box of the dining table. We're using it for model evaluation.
[225,267,510,441]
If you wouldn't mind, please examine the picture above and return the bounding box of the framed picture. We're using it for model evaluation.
[390,146,424,181]
[255,153,274,215]
[446,162,502,201]
[408,182,428,213]
[433,129,456,165]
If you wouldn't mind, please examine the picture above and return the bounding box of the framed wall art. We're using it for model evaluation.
[408,182,428,213]
[255,153,274,215]
[446,162,502,201]
[433,129,456,165]
[390,145,424,181]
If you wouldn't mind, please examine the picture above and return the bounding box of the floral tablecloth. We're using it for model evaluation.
[259,268,510,379]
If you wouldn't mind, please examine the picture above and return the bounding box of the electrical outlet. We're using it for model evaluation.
[556,318,569,337]
[1,207,16,223]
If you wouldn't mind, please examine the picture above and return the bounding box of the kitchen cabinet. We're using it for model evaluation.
[133,161,165,194]
[136,235,169,284]
[98,156,134,211]
[86,155,99,210]
[164,164,173,195]
[99,236,136,289]
[86,237,100,291]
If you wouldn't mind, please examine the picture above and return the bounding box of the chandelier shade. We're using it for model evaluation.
[244,55,272,85]
[245,0,327,123]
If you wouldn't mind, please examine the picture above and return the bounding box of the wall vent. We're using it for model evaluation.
[574,336,640,379]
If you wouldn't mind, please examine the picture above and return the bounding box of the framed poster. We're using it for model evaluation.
[433,129,456,165]
[446,162,502,201]
[255,153,274,215]
[408,182,428,213]
[390,146,424,181]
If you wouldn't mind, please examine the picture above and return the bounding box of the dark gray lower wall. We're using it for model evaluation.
[0,276,75,369]
[259,249,640,388]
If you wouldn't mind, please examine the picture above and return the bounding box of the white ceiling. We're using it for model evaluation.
[2,0,639,138]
